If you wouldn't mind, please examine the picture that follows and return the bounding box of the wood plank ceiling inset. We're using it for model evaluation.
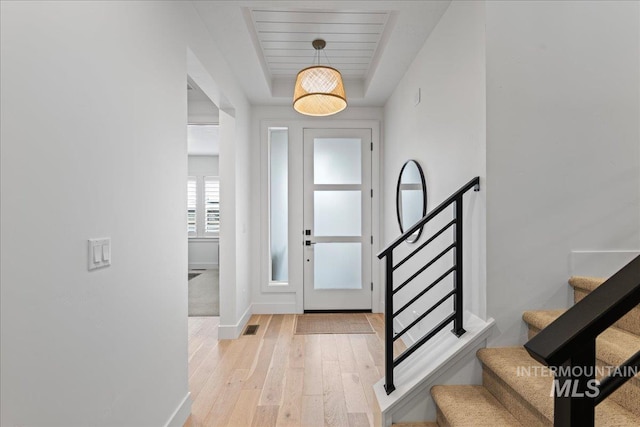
[248,8,391,79]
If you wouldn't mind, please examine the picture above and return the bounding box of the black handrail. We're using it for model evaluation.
[378,176,480,394]
[524,255,640,427]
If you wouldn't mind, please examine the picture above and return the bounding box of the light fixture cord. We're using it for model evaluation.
[322,48,333,67]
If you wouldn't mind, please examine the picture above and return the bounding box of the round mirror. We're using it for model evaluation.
[396,160,427,243]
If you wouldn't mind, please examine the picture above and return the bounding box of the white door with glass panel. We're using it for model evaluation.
[303,129,372,311]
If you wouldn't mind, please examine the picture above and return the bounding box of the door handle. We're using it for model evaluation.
[305,240,316,246]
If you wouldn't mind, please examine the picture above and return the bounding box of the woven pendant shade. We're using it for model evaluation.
[292,40,347,116]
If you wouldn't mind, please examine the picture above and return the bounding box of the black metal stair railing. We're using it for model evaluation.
[524,255,640,427]
[377,176,480,394]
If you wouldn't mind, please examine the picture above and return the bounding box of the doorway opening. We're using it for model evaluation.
[187,76,220,318]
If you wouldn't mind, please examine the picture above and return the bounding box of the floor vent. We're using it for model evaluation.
[244,325,259,335]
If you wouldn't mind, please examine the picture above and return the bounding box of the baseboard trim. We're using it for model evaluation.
[218,305,252,339]
[251,302,298,314]
[188,263,218,270]
[164,392,191,427]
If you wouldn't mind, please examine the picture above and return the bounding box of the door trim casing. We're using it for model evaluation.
[259,120,382,314]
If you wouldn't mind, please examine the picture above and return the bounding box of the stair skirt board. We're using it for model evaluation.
[375,312,495,427]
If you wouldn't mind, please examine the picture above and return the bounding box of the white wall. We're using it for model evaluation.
[383,1,487,340]
[182,8,253,339]
[485,0,640,345]
[0,1,252,425]
[188,156,219,269]
[250,106,383,314]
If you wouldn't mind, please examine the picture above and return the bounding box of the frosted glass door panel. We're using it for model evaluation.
[313,138,361,184]
[314,243,362,289]
[314,191,361,236]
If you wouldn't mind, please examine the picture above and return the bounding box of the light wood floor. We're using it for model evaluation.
[184,314,406,427]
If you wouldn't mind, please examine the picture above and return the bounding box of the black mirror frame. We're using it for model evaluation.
[396,160,427,244]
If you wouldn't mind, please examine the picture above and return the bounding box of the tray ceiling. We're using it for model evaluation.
[247,8,392,80]
[193,1,452,106]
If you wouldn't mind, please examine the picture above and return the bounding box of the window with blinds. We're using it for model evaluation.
[187,176,197,236]
[187,175,220,238]
[204,177,220,236]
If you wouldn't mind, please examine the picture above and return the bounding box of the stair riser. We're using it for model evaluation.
[528,326,640,417]
[436,408,450,427]
[482,369,551,426]
[574,289,640,336]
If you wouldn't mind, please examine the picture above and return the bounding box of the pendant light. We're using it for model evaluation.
[293,39,347,116]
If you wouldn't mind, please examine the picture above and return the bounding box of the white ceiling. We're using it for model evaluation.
[248,9,391,79]
[188,124,220,156]
[192,1,451,107]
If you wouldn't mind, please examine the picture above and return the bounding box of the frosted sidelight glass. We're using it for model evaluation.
[314,191,361,236]
[270,129,288,282]
[314,243,362,289]
[314,138,361,184]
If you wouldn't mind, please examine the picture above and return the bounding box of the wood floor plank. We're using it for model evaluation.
[319,334,338,361]
[365,313,385,339]
[264,314,283,340]
[251,406,279,427]
[188,317,207,339]
[188,317,216,357]
[288,334,305,368]
[303,335,323,396]
[348,412,372,427]
[349,335,383,412]
[364,333,385,369]
[236,334,264,371]
[341,372,370,414]
[301,395,324,427]
[227,389,261,427]
[189,339,233,400]
[280,314,296,335]
[244,338,278,391]
[188,320,220,377]
[202,368,249,427]
[275,368,304,426]
[336,334,357,373]
[187,314,389,427]
[322,360,350,427]
[259,316,294,405]
[191,338,249,420]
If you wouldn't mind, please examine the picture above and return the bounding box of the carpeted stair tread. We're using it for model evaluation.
[523,310,640,368]
[569,276,640,336]
[569,276,606,292]
[477,347,640,426]
[431,385,522,426]
[523,310,640,416]
[522,310,565,333]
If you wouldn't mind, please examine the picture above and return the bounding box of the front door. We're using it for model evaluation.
[303,128,372,311]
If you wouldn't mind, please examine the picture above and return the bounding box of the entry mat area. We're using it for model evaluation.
[294,313,375,334]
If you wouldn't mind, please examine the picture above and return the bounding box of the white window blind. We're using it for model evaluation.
[187,176,197,236]
[204,177,220,236]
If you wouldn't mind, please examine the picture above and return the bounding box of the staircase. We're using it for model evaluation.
[398,276,640,426]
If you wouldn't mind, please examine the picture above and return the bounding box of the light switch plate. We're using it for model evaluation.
[88,238,111,270]
[414,88,421,106]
